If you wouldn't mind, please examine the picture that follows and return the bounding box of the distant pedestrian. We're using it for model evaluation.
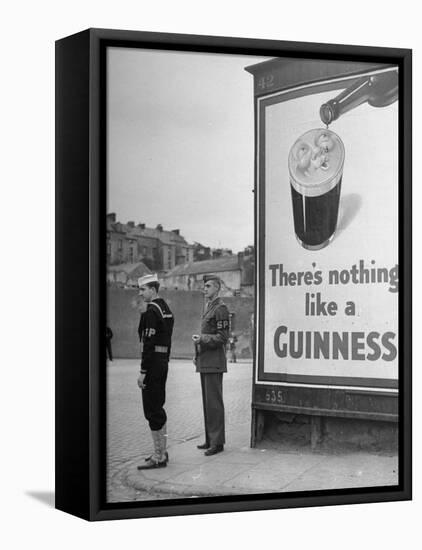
[106,326,113,361]
[192,275,229,456]
[227,334,237,363]
[136,274,174,470]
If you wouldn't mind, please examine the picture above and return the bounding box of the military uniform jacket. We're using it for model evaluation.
[196,297,229,373]
[138,298,174,373]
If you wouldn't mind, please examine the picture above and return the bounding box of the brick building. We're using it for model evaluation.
[106,213,194,271]
[161,252,254,297]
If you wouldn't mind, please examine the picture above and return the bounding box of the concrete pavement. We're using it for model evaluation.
[123,420,398,498]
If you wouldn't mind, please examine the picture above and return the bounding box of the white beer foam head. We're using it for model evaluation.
[288,128,345,197]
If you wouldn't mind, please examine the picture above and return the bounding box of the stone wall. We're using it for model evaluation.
[261,411,398,452]
[107,287,254,359]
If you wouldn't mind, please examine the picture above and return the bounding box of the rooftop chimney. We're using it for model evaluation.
[138,223,146,230]
[156,224,163,232]
[107,212,116,223]
[127,221,135,228]
[237,251,244,268]
[172,229,180,235]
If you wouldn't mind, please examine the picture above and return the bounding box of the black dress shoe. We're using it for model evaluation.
[204,445,224,456]
[137,458,167,470]
[197,442,210,450]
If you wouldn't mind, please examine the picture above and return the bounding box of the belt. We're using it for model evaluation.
[154,346,168,353]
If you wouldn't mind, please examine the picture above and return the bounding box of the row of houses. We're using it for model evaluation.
[107,252,254,297]
[162,253,254,296]
[106,213,255,296]
[107,213,195,271]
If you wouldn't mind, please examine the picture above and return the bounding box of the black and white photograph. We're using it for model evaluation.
[104,45,407,505]
[5,0,421,546]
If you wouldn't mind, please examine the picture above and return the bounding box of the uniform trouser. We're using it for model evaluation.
[142,356,168,431]
[200,373,225,447]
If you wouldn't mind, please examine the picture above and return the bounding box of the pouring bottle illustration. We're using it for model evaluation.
[289,70,398,252]
[320,70,398,125]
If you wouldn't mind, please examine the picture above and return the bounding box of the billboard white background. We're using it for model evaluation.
[262,82,398,384]
[2,2,419,550]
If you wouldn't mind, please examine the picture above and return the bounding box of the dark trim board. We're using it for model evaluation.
[252,383,399,422]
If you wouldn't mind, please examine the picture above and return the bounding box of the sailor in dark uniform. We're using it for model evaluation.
[136,274,174,470]
[192,275,229,456]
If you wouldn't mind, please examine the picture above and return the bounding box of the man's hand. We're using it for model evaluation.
[137,372,146,389]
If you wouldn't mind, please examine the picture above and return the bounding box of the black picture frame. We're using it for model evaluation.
[55,28,412,521]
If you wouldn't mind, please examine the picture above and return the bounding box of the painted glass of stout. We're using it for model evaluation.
[288,128,345,250]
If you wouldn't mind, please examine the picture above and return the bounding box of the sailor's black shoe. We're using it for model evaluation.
[137,458,167,470]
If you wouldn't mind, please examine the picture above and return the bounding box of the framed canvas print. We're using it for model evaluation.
[55,28,412,521]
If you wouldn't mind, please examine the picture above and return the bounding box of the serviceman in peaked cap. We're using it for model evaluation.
[192,275,230,456]
[136,274,174,469]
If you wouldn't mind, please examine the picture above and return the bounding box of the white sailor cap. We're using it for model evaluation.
[138,273,159,290]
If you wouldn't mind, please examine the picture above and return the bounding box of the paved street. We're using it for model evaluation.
[107,358,252,499]
[107,359,398,503]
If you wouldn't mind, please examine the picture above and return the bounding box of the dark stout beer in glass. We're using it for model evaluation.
[288,128,345,250]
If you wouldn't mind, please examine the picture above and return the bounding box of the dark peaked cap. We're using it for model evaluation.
[203,274,221,284]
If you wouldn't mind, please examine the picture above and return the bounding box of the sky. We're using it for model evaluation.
[107,47,269,252]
